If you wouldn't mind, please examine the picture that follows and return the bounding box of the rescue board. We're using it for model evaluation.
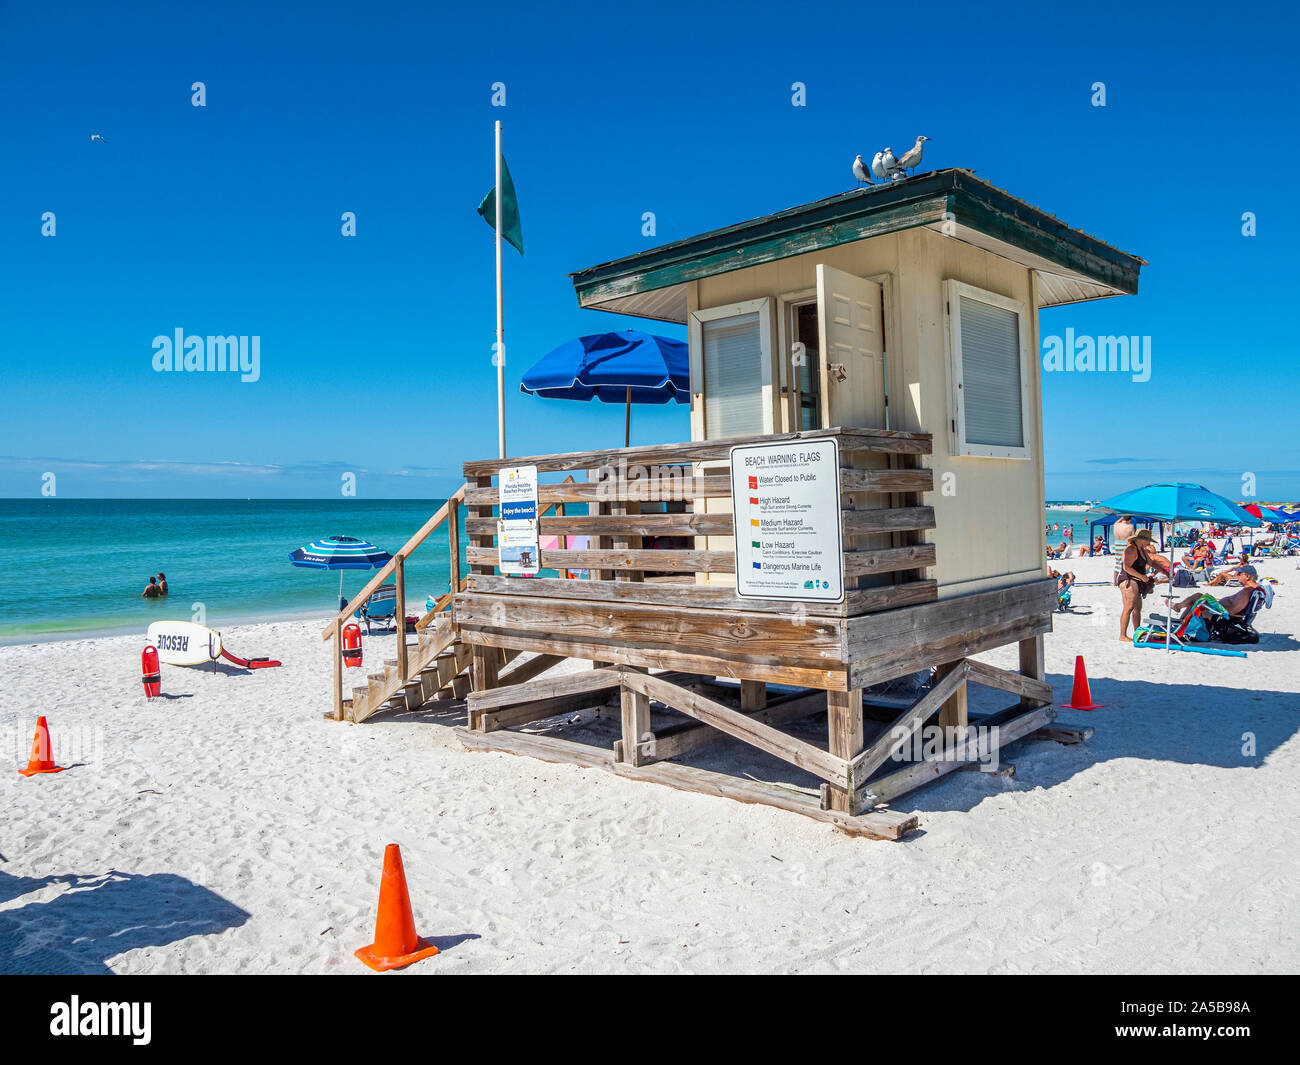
[146,620,222,666]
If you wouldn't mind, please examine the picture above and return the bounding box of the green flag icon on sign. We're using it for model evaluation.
[478,155,523,255]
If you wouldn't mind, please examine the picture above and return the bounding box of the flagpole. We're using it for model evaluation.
[495,120,505,459]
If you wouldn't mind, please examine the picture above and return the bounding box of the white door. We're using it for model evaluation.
[816,264,885,429]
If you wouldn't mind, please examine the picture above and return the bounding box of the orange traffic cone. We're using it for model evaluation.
[18,716,67,777]
[1061,655,1102,711]
[355,844,440,972]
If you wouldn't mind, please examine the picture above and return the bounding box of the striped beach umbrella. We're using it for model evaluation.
[289,536,393,607]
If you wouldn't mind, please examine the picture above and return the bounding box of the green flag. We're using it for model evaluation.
[478,154,523,255]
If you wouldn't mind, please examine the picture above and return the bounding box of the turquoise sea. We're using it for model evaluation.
[0,499,461,644]
[1,498,1107,644]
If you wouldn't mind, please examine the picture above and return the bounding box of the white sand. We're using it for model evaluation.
[2,555,1298,974]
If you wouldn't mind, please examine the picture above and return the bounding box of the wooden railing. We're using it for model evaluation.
[320,476,583,721]
[457,426,937,619]
[320,483,468,720]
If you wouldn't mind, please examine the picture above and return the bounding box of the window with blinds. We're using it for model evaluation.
[702,312,764,439]
[946,281,1031,459]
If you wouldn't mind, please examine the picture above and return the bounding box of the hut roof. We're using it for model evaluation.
[569,168,1146,322]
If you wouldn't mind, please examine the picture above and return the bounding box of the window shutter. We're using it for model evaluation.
[958,295,1023,448]
[702,312,763,439]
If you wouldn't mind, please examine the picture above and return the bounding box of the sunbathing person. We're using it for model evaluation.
[1171,566,1260,618]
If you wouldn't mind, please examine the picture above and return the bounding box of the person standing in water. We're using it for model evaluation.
[156,572,168,595]
[141,576,161,599]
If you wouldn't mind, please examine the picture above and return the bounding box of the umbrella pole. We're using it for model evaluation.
[625,386,631,448]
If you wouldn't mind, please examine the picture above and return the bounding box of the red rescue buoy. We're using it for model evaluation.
[342,623,363,668]
[142,644,161,699]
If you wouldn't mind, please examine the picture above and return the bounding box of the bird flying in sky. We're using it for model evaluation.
[90,133,105,142]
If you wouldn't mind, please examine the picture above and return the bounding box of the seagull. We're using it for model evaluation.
[852,154,873,185]
[896,135,929,176]
[881,147,898,173]
[871,151,888,182]
[90,133,105,143]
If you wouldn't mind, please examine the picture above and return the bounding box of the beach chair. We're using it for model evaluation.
[354,584,398,634]
[1057,585,1073,611]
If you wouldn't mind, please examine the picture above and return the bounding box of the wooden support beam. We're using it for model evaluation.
[470,644,499,696]
[457,626,848,691]
[467,666,623,712]
[648,689,827,762]
[1018,634,1046,707]
[497,652,565,689]
[619,680,652,766]
[331,617,344,721]
[966,655,1053,705]
[827,689,865,813]
[456,726,917,841]
[621,671,850,788]
[934,659,969,748]
[394,555,407,682]
[858,702,1056,806]
[478,690,617,732]
[740,680,767,712]
[849,661,968,789]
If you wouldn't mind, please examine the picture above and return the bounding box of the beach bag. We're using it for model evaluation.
[1209,615,1259,645]
[1173,567,1197,588]
[1182,612,1212,643]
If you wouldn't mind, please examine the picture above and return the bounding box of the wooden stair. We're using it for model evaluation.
[339,614,524,723]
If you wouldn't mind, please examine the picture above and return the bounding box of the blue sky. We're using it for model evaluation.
[1,0,1296,501]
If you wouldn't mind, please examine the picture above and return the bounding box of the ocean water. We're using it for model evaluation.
[0,499,461,644]
[1,497,1105,644]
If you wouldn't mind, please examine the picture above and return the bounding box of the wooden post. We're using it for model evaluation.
[1018,634,1045,707]
[740,680,767,712]
[935,660,969,748]
[827,688,864,813]
[471,645,499,698]
[447,496,461,594]
[332,617,344,721]
[620,682,652,766]
[394,555,407,681]
[470,474,495,576]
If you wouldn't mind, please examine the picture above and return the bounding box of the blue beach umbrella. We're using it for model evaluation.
[1085,483,1262,529]
[520,330,688,446]
[1087,485,1260,654]
[289,535,393,608]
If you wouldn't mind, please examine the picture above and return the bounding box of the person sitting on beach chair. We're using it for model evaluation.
[354,584,399,634]
[1048,566,1075,610]
[1171,566,1264,624]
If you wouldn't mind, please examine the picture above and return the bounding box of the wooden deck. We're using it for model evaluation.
[318,426,1078,838]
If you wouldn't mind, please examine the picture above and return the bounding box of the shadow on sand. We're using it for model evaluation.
[0,868,250,975]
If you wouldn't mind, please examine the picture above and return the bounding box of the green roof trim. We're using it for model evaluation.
[570,169,1145,309]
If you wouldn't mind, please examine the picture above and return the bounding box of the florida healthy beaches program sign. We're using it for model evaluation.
[729,439,844,602]
[498,465,540,576]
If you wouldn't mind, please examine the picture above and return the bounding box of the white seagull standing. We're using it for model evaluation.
[852,154,873,185]
[896,135,929,176]
[871,151,887,182]
[881,147,899,179]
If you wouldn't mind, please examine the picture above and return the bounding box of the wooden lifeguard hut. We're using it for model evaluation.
[322,169,1145,839]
